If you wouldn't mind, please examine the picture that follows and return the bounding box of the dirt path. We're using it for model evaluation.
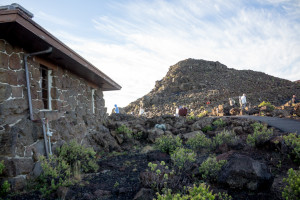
[231,115,300,134]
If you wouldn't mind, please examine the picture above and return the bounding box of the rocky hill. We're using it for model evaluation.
[125,58,300,116]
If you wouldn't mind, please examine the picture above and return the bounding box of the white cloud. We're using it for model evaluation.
[49,0,300,113]
[36,11,76,28]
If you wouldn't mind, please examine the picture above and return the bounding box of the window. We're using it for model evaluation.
[40,65,52,110]
[91,89,95,114]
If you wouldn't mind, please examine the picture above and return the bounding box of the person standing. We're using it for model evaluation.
[291,94,297,104]
[229,98,235,106]
[114,104,119,113]
[241,94,247,110]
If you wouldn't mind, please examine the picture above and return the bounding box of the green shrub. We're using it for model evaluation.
[258,101,275,111]
[217,192,233,200]
[38,155,72,196]
[246,122,273,147]
[197,111,208,118]
[57,140,99,173]
[213,130,239,148]
[116,124,132,135]
[283,133,300,164]
[188,112,196,120]
[213,119,226,127]
[199,156,227,181]
[0,160,10,197]
[282,168,300,200]
[171,148,196,170]
[186,133,212,150]
[155,183,216,200]
[155,135,182,154]
[38,140,98,196]
[0,161,4,174]
[145,161,174,192]
[133,131,143,140]
[201,125,213,133]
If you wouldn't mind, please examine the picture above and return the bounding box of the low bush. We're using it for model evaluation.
[258,101,275,111]
[201,125,213,133]
[283,133,300,164]
[116,124,132,135]
[188,112,196,120]
[171,148,196,170]
[142,161,175,192]
[38,140,98,196]
[0,160,10,197]
[213,130,239,148]
[155,135,182,154]
[186,133,212,150]
[155,183,216,200]
[246,122,273,147]
[197,111,208,118]
[282,167,300,200]
[213,119,226,127]
[38,155,72,196]
[133,131,143,140]
[199,156,227,181]
[57,140,99,173]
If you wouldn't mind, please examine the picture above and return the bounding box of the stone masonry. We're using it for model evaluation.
[0,39,119,190]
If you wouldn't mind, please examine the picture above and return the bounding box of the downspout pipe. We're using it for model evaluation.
[41,118,49,158]
[24,47,52,120]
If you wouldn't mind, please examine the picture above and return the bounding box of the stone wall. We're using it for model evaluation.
[0,39,119,190]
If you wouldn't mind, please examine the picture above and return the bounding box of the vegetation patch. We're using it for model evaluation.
[282,167,300,200]
[116,124,133,137]
[155,183,224,200]
[0,160,10,197]
[246,122,273,147]
[213,118,226,127]
[199,156,227,181]
[197,110,208,118]
[170,148,196,170]
[155,135,182,154]
[37,140,98,196]
[213,130,239,148]
[201,125,213,133]
[186,133,212,150]
[258,101,275,111]
[283,133,300,164]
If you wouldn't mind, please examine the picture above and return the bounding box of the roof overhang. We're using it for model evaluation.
[0,9,121,91]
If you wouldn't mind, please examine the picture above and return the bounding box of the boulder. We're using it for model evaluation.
[232,126,244,135]
[248,107,260,115]
[133,188,154,200]
[191,118,213,131]
[272,109,289,118]
[85,126,121,152]
[182,131,204,140]
[147,151,170,163]
[147,128,164,143]
[218,154,273,191]
[229,108,240,116]
[295,103,300,117]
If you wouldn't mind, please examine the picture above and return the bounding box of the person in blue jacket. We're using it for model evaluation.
[114,104,119,113]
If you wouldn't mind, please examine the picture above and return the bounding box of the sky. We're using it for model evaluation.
[1,0,300,113]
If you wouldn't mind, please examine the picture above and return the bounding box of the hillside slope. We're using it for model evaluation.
[125,58,300,116]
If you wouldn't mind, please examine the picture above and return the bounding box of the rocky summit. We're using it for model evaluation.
[125,58,300,117]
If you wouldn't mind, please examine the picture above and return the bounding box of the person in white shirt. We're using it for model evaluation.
[241,94,247,110]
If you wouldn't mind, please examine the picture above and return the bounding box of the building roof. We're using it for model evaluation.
[0,4,121,91]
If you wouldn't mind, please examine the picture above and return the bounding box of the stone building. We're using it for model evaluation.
[0,4,121,189]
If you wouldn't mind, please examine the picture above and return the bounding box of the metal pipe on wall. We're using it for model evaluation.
[23,47,52,158]
[23,47,52,120]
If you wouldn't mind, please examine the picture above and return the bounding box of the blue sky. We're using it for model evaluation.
[1,0,300,112]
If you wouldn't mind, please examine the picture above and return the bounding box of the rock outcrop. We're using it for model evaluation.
[218,154,273,191]
[125,58,300,117]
